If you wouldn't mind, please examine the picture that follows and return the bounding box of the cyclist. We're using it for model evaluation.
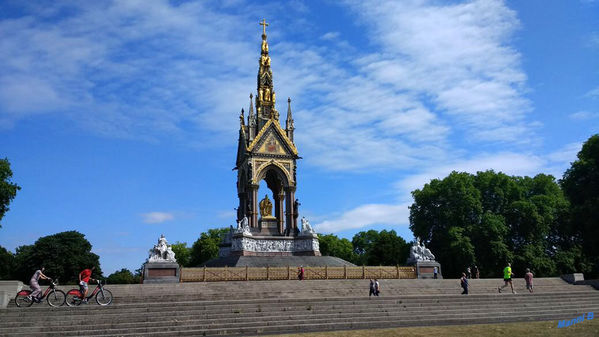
[78,266,96,303]
[28,267,50,302]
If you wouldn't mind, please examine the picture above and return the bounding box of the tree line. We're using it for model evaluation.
[1,134,598,281]
[409,135,598,278]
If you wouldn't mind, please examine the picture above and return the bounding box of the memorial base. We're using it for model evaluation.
[414,261,442,279]
[143,262,180,284]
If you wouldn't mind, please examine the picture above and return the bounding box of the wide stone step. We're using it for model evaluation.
[3,305,596,337]
[2,291,597,318]
[2,298,597,334]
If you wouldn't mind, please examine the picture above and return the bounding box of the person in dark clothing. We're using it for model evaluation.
[369,279,375,297]
[460,273,469,295]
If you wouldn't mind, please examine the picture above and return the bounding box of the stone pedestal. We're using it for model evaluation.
[414,261,442,279]
[259,217,279,235]
[0,281,23,309]
[143,262,180,283]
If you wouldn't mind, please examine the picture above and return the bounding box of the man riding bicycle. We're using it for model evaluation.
[79,266,96,303]
[28,267,50,302]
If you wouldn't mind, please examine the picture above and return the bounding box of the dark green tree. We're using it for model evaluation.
[318,234,356,263]
[12,231,102,283]
[561,134,599,277]
[170,241,191,267]
[107,268,139,284]
[0,158,21,228]
[350,230,410,266]
[351,230,381,266]
[0,246,15,279]
[189,228,229,266]
[410,171,481,277]
[410,170,568,278]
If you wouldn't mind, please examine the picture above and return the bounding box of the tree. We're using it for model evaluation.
[350,230,410,266]
[318,234,356,263]
[12,231,102,283]
[0,158,21,228]
[189,228,229,266]
[561,134,599,277]
[107,268,139,284]
[410,170,568,278]
[0,245,15,279]
[170,241,191,267]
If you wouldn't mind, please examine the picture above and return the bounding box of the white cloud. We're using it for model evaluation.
[141,212,175,224]
[585,87,599,98]
[321,32,340,40]
[0,0,534,173]
[569,110,599,120]
[315,203,410,233]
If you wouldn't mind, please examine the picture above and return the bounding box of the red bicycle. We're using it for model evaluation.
[15,279,66,307]
[65,279,113,306]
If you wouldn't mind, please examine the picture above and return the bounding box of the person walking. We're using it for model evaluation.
[466,266,471,279]
[374,279,380,296]
[498,263,516,294]
[369,279,375,297]
[297,266,304,280]
[524,268,534,293]
[473,265,480,279]
[460,273,469,295]
[28,267,50,302]
[433,266,438,279]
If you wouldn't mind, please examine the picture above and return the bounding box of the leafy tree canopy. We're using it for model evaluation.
[12,231,102,284]
[561,134,599,277]
[170,241,191,267]
[0,245,15,279]
[107,268,140,284]
[0,158,21,228]
[189,228,229,266]
[410,170,569,278]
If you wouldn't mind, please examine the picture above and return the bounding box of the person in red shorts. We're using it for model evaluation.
[79,266,96,303]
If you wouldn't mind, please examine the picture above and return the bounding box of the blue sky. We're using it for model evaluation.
[0,0,597,275]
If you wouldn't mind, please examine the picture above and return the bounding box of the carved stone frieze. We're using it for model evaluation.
[231,236,320,253]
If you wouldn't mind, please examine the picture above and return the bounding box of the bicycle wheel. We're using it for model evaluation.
[15,291,33,307]
[95,288,113,305]
[65,290,82,306]
[46,289,66,307]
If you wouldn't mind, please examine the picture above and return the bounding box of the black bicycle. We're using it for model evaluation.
[65,279,113,306]
[15,279,66,307]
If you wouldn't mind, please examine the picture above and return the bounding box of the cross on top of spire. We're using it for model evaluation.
[260,19,269,35]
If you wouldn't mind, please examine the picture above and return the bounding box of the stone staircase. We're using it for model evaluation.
[0,278,597,336]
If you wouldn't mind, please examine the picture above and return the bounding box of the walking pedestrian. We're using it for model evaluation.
[433,266,438,279]
[460,273,469,295]
[525,268,534,293]
[498,263,516,294]
[473,265,480,279]
[374,279,380,296]
[369,279,375,297]
[297,266,304,280]
[466,266,471,279]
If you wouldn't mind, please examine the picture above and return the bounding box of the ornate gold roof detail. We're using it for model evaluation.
[247,119,298,155]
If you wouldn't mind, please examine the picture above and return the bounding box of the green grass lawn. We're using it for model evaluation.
[272,319,599,337]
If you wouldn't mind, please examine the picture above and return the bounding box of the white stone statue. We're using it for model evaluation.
[300,217,315,234]
[235,216,252,235]
[148,234,177,263]
[407,237,435,264]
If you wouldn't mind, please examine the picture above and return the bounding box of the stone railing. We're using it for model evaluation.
[180,266,416,282]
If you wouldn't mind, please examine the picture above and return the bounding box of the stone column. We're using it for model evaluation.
[285,186,296,236]
[277,191,285,234]
[251,184,259,228]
